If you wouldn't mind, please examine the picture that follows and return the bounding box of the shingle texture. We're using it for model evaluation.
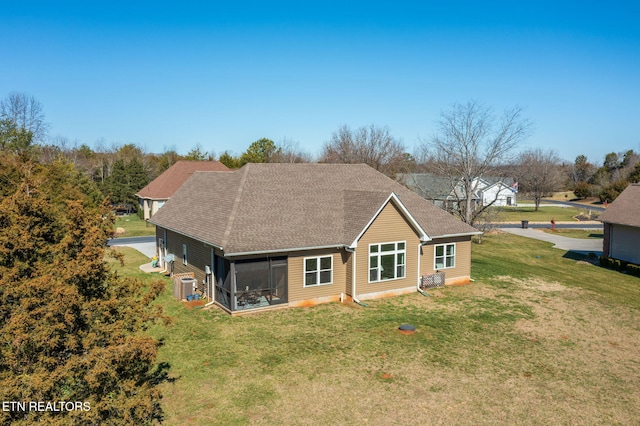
[149,163,479,255]
[136,160,229,200]
[599,184,640,227]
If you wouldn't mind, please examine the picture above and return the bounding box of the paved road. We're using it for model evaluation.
[499,227,603,255]
[108,236,156,258]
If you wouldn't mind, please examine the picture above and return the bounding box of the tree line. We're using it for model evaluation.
[2,92,638,222]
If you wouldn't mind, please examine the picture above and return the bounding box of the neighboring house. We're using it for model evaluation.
[136,160,229,220]
[474,177,517,207]
[398,173,516,211]
[599,183,640,265]
[149,163,480,314]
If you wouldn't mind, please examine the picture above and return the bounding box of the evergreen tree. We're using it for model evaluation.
[0,154,165,424]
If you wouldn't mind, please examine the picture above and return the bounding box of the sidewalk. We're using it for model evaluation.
[499,227,602,255]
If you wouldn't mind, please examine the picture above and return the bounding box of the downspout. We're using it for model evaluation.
[205,248,216,307]
[345,246,367,307]
[417,242,430,297]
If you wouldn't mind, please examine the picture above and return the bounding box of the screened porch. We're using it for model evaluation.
[215,256,288,312]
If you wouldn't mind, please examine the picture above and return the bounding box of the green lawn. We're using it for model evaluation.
[493,205,600,222]
[112,233,640,425]
[113,214,156,237]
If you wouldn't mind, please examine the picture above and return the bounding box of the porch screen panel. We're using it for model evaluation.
[215,256,231,309]
[270,258,288,304]
[235,259,269,293]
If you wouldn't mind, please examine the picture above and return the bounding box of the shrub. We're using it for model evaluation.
[573,181,594,199]
[628,264,640,277]
[613,259,622,271]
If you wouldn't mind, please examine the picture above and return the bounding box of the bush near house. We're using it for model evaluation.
[599,256,639,276]
[628,264,640,278]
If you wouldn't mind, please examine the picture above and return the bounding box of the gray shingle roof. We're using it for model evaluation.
[599,184,640,228]
[149,163,479,255]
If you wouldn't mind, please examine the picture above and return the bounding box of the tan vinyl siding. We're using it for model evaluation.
[420,236,472,284]
[288,248,348,303]
[356,201,421,294]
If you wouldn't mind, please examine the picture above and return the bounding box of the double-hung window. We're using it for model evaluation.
[369,241,406,282]
[304,255,333,286]
[434,243,455,269]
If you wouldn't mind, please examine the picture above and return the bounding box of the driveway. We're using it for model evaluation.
[108,236,156,258]
[499,227,602,255]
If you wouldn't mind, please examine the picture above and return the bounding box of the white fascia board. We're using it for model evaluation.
[348,192,430,249]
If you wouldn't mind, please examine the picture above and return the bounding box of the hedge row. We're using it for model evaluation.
[599,256,640,277]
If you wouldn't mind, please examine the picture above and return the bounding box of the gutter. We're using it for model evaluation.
[416,242,429,297]
[147,223,224,252]
[344,246,367,307]
[225,244,346,258]
[429,231,483,239]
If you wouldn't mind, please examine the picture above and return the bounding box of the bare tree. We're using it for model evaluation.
[516,148,564,211]
[420,101,532,225]
[0,92,50,143]
[271,138,313,163]
[320,124,406,176]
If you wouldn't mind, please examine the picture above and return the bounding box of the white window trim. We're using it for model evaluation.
[434,243,455,270]
[182,243,188,266]
[368,241,406,283]
[303,255,333,287]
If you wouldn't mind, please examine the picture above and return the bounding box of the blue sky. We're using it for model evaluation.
[2,1,639,164]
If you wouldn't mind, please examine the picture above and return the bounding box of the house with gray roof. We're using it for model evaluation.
[136,160,229,220]
[149,163,480,314]
[599,183,640,265]
[398,173,516,211]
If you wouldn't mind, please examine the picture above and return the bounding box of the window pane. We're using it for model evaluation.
[435,245,443,256]
[319,270,331,284]
[370,245,378,253]
[397,265,405,278]
[446,256,454,268]
[381,254,395,280]
[369,256,378,268]
[320,256,332,270]
[397,252,405,265]
[397,242,405,250]
[369,268,378,282]
[305,258,317,272]
[446,245,455,256]
[305,272,317,286]
[381,243,395,252]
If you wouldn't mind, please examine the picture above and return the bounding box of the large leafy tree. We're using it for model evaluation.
[0,155,165,424]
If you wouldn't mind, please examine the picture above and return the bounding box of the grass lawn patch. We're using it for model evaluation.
[114,214,156,237]
[115,235,640,425]
[493,206,599,222]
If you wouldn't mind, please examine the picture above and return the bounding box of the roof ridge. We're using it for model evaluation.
[220,166,249,249]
